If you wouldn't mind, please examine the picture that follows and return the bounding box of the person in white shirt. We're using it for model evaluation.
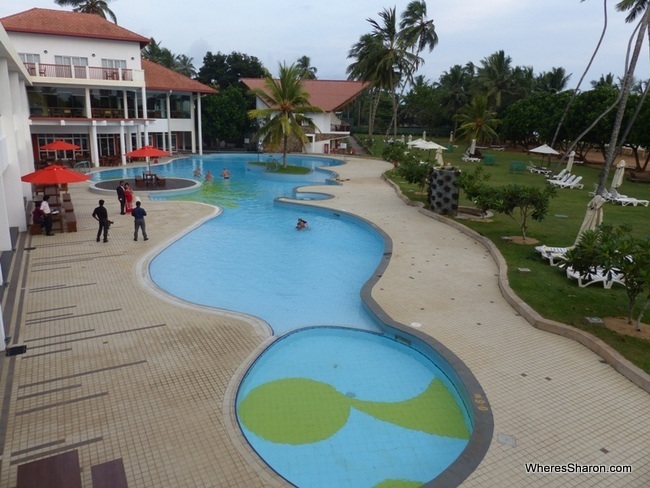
[40,195,54,236]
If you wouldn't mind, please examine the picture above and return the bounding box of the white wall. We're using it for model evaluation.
[9,32,143,70]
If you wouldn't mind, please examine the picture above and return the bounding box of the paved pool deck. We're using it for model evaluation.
[1,156,648,487]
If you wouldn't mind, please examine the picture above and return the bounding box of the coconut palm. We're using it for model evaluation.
[454,95,500,143]
[476,50,515,109]
[176,55,196,78]
[399,0,438,57]
[296,56,317,80]
[142,38,163,63]
[248,63,323,167]
[536,67,571,94]
[436,64,472,133]
[54,0,117,23]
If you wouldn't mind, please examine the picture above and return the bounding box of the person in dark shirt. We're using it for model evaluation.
[116,180,126,214]
[131,200,148,241]
[92,199,112,243]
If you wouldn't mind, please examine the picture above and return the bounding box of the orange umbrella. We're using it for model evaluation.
[21,164,90,185]
[124,146,169,172]
[40,140,81,151]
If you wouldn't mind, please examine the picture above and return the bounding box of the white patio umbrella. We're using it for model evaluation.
[422,130,427,140]
[407,138,425,147]
[566,151,575,173]
[611,160,627,188]
[530,143,559,164]
[407,134,412,144]
[469,139,476,155]
[575,195,606,245]
[449,131,454,143]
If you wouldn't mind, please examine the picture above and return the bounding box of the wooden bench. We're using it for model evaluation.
[65,212,77,232]
[62,193,72,203]
[62,201,74,213]
[134,177,145,189]
[91,459,128,488]
[155,175,166,188]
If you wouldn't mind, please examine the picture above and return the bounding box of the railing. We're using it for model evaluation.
[331,124,351,132]
[23,62,133,81]
[31,107,85,118]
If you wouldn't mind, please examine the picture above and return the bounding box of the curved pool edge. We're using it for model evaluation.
[242,198,494,487]
[133,200,274,339]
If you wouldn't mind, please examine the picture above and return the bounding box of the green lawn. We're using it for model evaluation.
[376,139,650,373]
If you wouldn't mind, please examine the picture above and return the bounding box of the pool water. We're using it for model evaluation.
[93,154,474,487]
[237,327,471,488]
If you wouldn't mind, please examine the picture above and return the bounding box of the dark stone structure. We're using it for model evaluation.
[428,168,460,216]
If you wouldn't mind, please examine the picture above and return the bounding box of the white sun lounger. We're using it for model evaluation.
[608,188,649,207]
[535,245,572,266]
[565,266,625,289]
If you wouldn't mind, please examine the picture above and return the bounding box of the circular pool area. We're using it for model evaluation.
[237,327,472,488]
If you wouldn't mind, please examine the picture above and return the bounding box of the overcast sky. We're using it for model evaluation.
[2,0,648,85]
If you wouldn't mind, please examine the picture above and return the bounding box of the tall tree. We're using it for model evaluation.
[476,50,515,109]
[197,52,267,90]
[176,55,196,78]
[248,63,322,166]
[347,1,437,137]
[296,56,318,80]
[536,67,571,93]
[454,94,500,143]
[54,0,117,23]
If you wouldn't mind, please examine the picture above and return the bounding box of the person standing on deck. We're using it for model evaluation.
[132,200,148,241]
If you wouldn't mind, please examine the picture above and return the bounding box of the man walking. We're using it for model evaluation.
[116,180,126,215]
[132,200,148,241]
[92,199,111,243]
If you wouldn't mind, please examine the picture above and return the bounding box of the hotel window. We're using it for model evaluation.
[55,55,88,66]
[19,53,41,63]
[102,59,127,69]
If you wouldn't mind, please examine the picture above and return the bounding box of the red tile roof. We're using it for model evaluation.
[142,59,217,95]
[241,78,369,112]
[0,8,150,47]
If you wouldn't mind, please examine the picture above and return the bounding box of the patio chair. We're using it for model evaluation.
[565,266,625,289]
[549,175,583,189]
[535,245,572,266]
[547,169,568,181]
[528,162,551,175]
[608,188,649,207]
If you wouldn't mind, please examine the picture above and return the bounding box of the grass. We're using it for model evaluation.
[249,161,311,174]
[378,138,650,373]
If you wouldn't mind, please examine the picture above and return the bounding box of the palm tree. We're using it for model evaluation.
[248,63,323,166]
[296,56,317,80]
[176,55,196,78]
[54,0,117,23]
[454,95,500,143]
[591,72,617,89]
[436,64,472,133]
[536,67,571,93]
[142,38,163,63]
[399,0,438,56]
[476,50,515,109]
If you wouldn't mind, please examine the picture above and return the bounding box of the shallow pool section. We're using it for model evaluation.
[237,327,472,488]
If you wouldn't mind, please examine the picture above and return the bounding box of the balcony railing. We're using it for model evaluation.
[24,62,134,81]
[331,124,351,132]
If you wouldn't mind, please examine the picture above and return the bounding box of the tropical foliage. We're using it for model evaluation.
[54,0,117,23]
[562,224,650,328]
[248,63,323,166]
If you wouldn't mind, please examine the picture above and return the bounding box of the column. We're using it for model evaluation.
[166,91,172,152]
[197,94,203,155]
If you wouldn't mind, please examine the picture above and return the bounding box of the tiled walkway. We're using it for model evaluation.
[1,157,648,487]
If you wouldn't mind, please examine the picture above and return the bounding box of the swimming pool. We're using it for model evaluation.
[93,154,490,487]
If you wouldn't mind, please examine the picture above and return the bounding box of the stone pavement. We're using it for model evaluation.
[0,157,648,487]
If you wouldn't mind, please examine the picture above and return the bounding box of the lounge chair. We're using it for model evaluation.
[549,175,583,189]
[155,175,166,188]
[535,245,572,266]
[547,169,568,181]
[528,162,552,175]
[462,150,481,163]
[608,188,649,207]
[565,266,625,289]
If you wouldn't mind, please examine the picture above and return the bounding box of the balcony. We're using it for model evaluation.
[24,62,139,83]
[330,123,351,132]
